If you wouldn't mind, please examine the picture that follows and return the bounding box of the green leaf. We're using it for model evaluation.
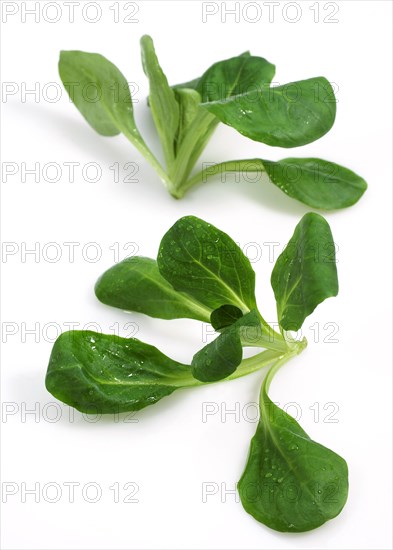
[45,331,198,413]
[95,257,211,322]
[238,387,348,532]
[271,213,338,331]
[186,157,367,210]
[172,76,201,92]
[140,35,179,168]
[191,310,260,382]
[59,49,176,191]
[168,108,219,192]
[202,77,336,148]
[262,157,367,209]
[210,304,243,330]
[197,54,275,102]
[157,216,257,312]
[170,52,264,190]
[59,50,142,141]
[173,88,202,153]
[171,51,252,93]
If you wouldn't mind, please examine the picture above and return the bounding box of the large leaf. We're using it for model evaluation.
[238,388,348,532]
[271,213,338,331]
[197,54,275,102]
[45,331,198,413]
[95,256,211,322]
[157,216,257,312]
[202,77,336,148]
[262,158,367,209]
[191,310,260,382]
[59,51,142,142]
[140,35,179,168]
[190,158,367,210]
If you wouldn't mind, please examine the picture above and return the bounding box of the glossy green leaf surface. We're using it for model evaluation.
[191,310,260,382]
[140,35,179,168]
[262,157,367,209]
[197,54,275,102]
[202,77,336,148]
[46,331,197,413]
[239,387,348,532]
[157,216,257,312]
[271,213,338,331]
[95,256,211,322]
[59,50,141,140]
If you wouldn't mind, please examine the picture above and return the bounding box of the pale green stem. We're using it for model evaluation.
[177,158,267,198]
[240,318,289,353]
[178,349,284,388]
[228,349,285,380]
[241,331,288,353]
[260,337,308,407]
[121,128,176,193]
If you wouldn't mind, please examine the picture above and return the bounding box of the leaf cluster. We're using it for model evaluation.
[59,36,366,208]
[46,214,348,532]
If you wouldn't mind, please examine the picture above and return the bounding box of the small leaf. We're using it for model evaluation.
[157,216,257,312]
[238,391,348,532]
[210,304,243,330]
[140,35,179,168]
[262,157,367,209]
[46,331,197,413]
[59,50,141,141]
[202,77,336,148]
[271,213,338,331]
[95,256,211,322]
[191,310,260,382]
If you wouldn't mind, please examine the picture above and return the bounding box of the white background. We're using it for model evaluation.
[1,1,392,549]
